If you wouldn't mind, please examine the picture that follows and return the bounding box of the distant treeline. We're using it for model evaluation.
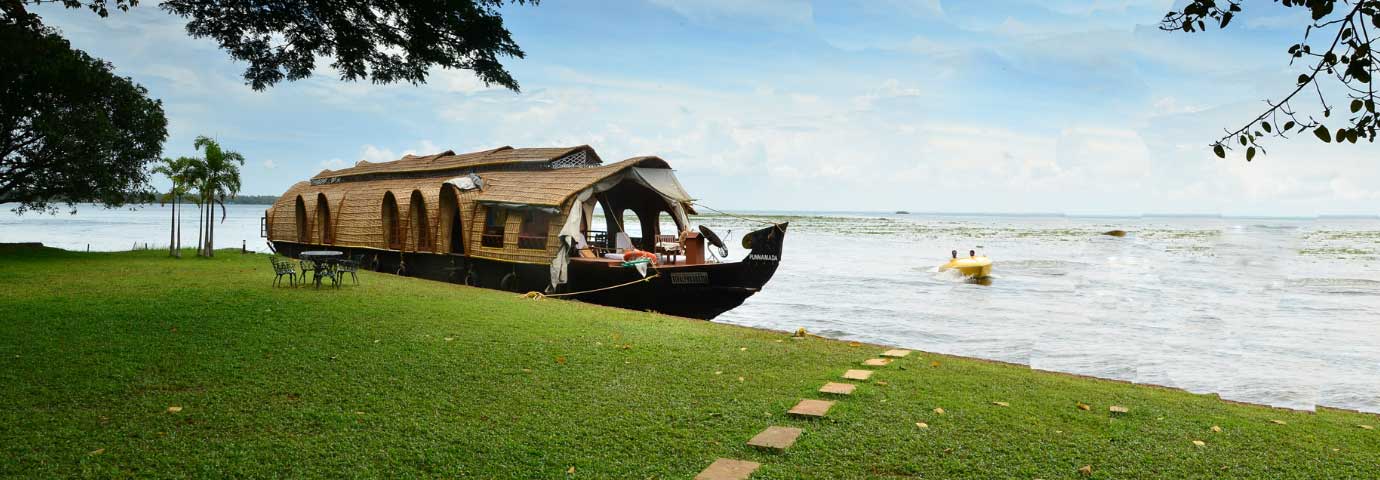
[223,195,279,205]
[133,194,278,205]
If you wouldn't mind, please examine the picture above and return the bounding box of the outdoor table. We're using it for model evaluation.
[300,250,343,288]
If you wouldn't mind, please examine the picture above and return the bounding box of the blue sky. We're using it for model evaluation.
[36,0,1380,215]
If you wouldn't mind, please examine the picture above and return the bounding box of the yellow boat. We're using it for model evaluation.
[940,256,992,278]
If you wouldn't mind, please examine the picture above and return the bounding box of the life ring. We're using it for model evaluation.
[499,272,520,292]
[622,249,658,263]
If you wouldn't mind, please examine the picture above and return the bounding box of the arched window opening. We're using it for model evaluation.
[518,211,552,249]
[657,211,677,239]
[294,195,308,242]
[409,191,431,251]
[618,209,643,251]
[382,192,402,250]
[440,186,463,255]
[482,207,507,248]
[315,193,332,244]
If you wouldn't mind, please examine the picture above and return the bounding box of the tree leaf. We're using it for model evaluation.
[1213,145,1226,158]
[1352,99,1364,113]
[1246,147,1256,161]
[1284,121,1296,131]
[1192,440,1206,447]
[1262,121,1272,133]
[1297,74,1310,85]
[1315,126,1332,143]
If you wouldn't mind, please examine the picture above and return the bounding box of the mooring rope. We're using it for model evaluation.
[690,202,779,227]
[521,272,662,300]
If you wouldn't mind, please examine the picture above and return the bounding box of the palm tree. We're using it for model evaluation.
[152,157,196,257]
[189,136,244,257]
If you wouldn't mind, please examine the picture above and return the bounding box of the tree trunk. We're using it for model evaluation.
[168,198,176,256]
[196,199,204,257]
[208,199,216,257]
[175,196,182,258]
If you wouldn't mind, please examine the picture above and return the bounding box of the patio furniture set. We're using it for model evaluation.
[269,250,362,288]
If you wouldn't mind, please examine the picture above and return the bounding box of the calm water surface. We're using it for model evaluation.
[4,204,1379,413]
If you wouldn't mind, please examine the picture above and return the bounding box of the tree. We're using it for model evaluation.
[184,136,243,257]
[2,0,536,213]
[10,0,537,91]
[151,156,195,257]
[1163,0,1380,161]
[0,18,167,214]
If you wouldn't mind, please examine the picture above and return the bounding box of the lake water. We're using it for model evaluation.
[4,204,1379,413]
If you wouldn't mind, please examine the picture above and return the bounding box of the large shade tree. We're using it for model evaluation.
[0,18,166,213]
[1,0,535,213]
[1163,0,1380,161]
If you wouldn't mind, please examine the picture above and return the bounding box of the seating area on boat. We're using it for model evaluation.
[572,229,704,266]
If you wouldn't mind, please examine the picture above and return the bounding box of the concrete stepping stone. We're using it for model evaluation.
[881,349,911,358]
[819,382,856,395]
[695,458,760,480]
[862,358,892,367]
[787,399,834,418]
[842,369,873,381]
[747,426,802,451]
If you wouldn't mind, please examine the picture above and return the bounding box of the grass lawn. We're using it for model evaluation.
[1,245,1377,479]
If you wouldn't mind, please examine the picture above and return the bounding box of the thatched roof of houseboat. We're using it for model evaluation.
[312,145,604,181]
[475,156,671,207]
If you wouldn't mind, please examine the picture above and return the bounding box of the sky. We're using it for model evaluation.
[34,0,1380,216]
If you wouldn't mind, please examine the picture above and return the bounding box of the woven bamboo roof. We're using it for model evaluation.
[312,145,601,180]
[476,156,670,207]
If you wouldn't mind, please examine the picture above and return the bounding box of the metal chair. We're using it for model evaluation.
[269,256,297,287]
[298,258,318,287]
[337,254,363,285]
[311,259,339,289]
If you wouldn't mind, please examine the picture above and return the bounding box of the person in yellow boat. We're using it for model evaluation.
[941,249,993,278]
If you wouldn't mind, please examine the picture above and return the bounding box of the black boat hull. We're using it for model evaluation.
[269,223,788,320]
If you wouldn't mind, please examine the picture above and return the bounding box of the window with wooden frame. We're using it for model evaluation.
[517,211,552,249]
[482,207,507,248]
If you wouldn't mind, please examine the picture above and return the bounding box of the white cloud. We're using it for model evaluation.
[320,158,346,169]
[646,0,813,29]
[356,140,446,164]
[262,159,277,169]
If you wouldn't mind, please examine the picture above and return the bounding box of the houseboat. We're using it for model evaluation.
[262,146,788,319]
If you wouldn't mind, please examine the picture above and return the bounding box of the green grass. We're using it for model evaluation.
[1,245,1377,479]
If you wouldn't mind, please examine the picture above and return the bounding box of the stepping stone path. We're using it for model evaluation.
[787,399,834,418]
[842,369,873,381]
[819,382,856,395]
[697,347,915,478]
[747,426,803,452]
[695,458,760,480]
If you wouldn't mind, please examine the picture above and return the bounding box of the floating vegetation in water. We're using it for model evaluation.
[1298,247,1377,256]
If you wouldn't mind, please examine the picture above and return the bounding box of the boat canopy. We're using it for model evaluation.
[549,165,694,289]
